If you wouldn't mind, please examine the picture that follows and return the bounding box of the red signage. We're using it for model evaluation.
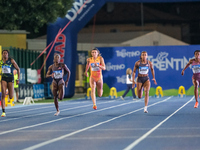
[55,34,66,63]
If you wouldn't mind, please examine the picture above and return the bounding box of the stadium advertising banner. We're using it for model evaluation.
[19,84,33,99]
[27,68,38,84]
[99,45,200,96]
[33,84,44,99]
[19,84,44,99]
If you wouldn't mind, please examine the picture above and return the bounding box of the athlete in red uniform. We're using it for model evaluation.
[181,50,200,108]
[46,54,71,116]
[132,51,157,113]
[84,48,106,110]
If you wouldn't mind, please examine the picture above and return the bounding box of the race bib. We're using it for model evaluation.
[2,65,11,74]
[139,66,149,75]
[91,63,100,71]
[192,65,200,74]
[53,70,62,79]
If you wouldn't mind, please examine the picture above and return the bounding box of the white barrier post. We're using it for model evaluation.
[23,97,35,105]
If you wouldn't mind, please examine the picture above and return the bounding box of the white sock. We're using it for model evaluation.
[144,106,147,110]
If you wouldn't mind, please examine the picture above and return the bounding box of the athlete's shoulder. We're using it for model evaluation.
[134,60,140,68]
[135,60,140,64]
[10,58,14,62]
[87,57,92,61]
[98,56,103,60]
[189,59,195,63]
[190,58,195,61]
[148,60,152,64]
[49,64,53,69]
[61,63,68,68]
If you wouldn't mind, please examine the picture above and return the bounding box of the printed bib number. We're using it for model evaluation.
[2,66,11,74]
[139,66,149,75]
[192,65,200,74]
[54,70,62,79]
[91,63,100,71]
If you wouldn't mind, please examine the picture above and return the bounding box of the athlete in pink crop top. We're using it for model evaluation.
[181,50,200,108]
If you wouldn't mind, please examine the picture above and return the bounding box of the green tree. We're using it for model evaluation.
[0,0,73,33]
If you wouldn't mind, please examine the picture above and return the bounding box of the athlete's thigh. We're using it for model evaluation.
[137,82,143,91]
[96,79,103,91]
[7,82,14,98]
[52,82,58,96]
[137,82,143,97]
[1,80,7,96]
[193,78,199,87]
[143,80,150,92]
[58,83,64,94]
[90,77,96,89]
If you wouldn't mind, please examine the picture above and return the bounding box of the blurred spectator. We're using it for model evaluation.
[14,70,19,103]
[120,68,136,100]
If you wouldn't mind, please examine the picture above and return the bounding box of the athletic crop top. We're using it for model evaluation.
[192,60,200,74]
[52,63,64,79]
[138,60,149,75]
[0,58,14,78]
[90,56,102,79]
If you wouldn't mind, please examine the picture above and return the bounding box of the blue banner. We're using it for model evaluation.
[46,0,107,98]
[99,45,200,92]
[33,84,44,99]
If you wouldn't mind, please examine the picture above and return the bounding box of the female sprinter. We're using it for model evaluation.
[84,48,106,110]
[1,49,20,117]
[181,50,200,108]
[46,54,71,116]
[132,51,157,113]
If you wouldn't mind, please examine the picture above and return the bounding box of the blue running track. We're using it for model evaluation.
[0,96,199,150]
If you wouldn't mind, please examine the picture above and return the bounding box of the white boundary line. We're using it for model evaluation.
[123,96,194,150]
[5,97,112,110]
[5,100,85,111]
[0,100,118,123]
[6,99,115,114]
[22,97,172,150]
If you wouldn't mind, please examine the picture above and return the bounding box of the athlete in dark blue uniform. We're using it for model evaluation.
[1,50,20,117]
[132,51,157,113]
[46,54,71,116]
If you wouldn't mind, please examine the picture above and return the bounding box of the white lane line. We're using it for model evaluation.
[10,125,200,133]
[0,99,144,136]
[22,97,172,150]
[3,134,200,142]
[7,105,58,114]
[6,100,110,114]
[0,100,118,123]
[123,96,194,150]
[5,98,107,110]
